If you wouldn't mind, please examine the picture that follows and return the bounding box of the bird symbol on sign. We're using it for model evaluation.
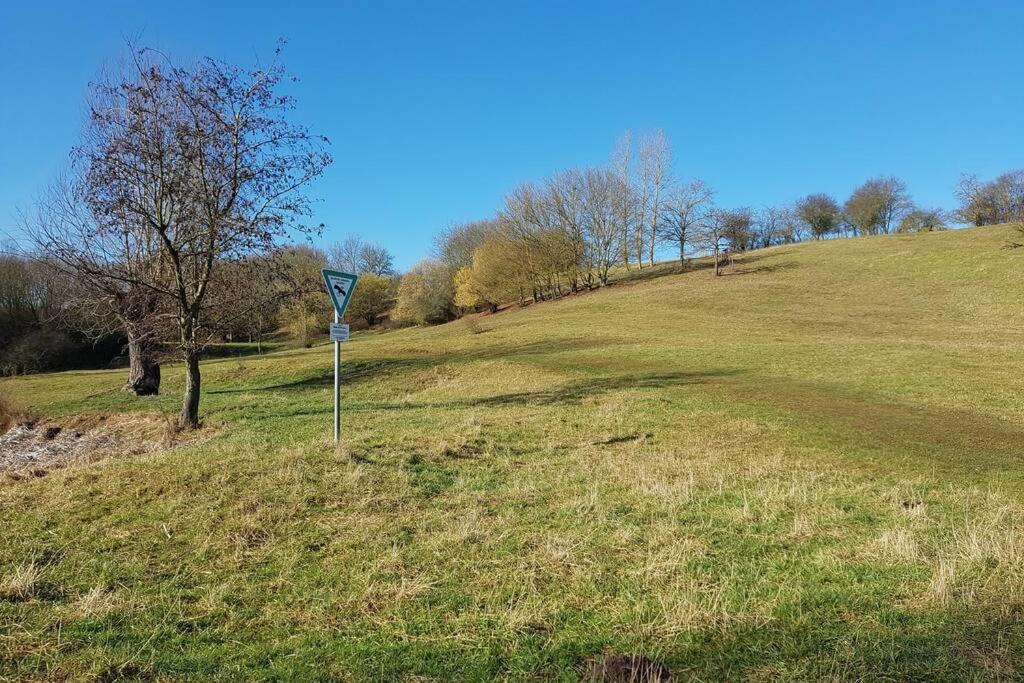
[333,282,347,297]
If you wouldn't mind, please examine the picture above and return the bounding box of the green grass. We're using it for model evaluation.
[2,225,1023,681]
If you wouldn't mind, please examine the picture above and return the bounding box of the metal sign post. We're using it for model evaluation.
[322,269,359,445]
[333,310,341,444]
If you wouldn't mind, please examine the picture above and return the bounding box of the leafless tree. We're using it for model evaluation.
[433,220,497,269]
[546,169,595,291]
[359,242,394,276]
[721,207,754,251]
[581,168,621,285]
[329,235,394,276]
[611,131,637,269]
[754,206,788,248]
[898,208,947,233]
[955,170,1024,226]
[658,179,714,266]
[638,130,672,267]
[23,176,168,395]
[695,209,731,276]
[65,45,330,428]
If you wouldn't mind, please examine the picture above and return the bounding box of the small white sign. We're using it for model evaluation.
[329,322,350,342]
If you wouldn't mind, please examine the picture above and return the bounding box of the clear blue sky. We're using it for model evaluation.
[2,0,1021,269]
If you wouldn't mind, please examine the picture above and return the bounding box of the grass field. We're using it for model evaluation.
[2,225,1023,681]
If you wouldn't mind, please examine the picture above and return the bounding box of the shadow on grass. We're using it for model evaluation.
[200,343,283,360]
[208,337,625,396]
[249,369,741,418]
[611,252,797,285]
[390,369,737,410]
[648,604,1024,680]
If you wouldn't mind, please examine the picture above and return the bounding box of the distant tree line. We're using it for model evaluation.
[390,132,1020,323]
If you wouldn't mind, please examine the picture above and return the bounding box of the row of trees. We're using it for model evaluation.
[392,132,984,321]
[2,233,397,368]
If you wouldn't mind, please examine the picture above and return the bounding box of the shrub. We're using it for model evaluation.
[345,273,395,327]
[393,260,456,325]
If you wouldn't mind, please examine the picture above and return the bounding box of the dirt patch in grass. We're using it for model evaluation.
[581,654,674,682]
[0,413,182,478]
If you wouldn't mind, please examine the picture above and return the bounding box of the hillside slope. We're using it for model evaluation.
[2,225,1023,680]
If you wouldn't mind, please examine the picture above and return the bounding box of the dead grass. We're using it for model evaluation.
[0,391,26,436]
[0,562,41,602]
[68,586,118,618]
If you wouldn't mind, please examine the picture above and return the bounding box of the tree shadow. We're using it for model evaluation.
[208,336,623,396]
[647,602,1024,680]
[610,252,797,284]
[719,260,798,276]
[346,368,740,412]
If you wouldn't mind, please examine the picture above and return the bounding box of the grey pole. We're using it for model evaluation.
[333,310,340,444]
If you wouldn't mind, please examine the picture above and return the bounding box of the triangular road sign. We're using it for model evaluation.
[322,269,359,317]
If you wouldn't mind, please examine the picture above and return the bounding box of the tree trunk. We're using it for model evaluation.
[123,330,160,396]
[649,221,657,267]
[179,351,201,430]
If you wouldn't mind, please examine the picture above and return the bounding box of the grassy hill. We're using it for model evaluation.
[2,225,1023,680]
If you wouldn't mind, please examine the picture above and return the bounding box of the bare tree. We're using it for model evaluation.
[898,208,947,233]
[24,177,167,395]
[695,209,731,276]
[71,45,330,428]
[638,130,672,267]
[658,179,714,266]
[581,168,621,285]
[754,206,788,248]
[433,220,497,269]
[546,169,595,291]
[329,235,365,273]
[329,235,394,276]
[359,242,394,276]
[721,207,754,251]
[955,170,1024,226]
[611,131,636,269]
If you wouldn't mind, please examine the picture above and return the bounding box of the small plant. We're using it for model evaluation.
[0,562,40,602]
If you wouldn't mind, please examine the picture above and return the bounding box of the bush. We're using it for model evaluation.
[345,273,395,327]
[393,260,456,325]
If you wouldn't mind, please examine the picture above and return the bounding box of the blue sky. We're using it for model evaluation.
[1,0,1021,269]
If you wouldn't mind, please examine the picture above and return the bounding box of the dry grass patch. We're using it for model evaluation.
[0,562,41,602]
[867,528,921,562]
[0,392,22,436]
[68,585,119,618]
